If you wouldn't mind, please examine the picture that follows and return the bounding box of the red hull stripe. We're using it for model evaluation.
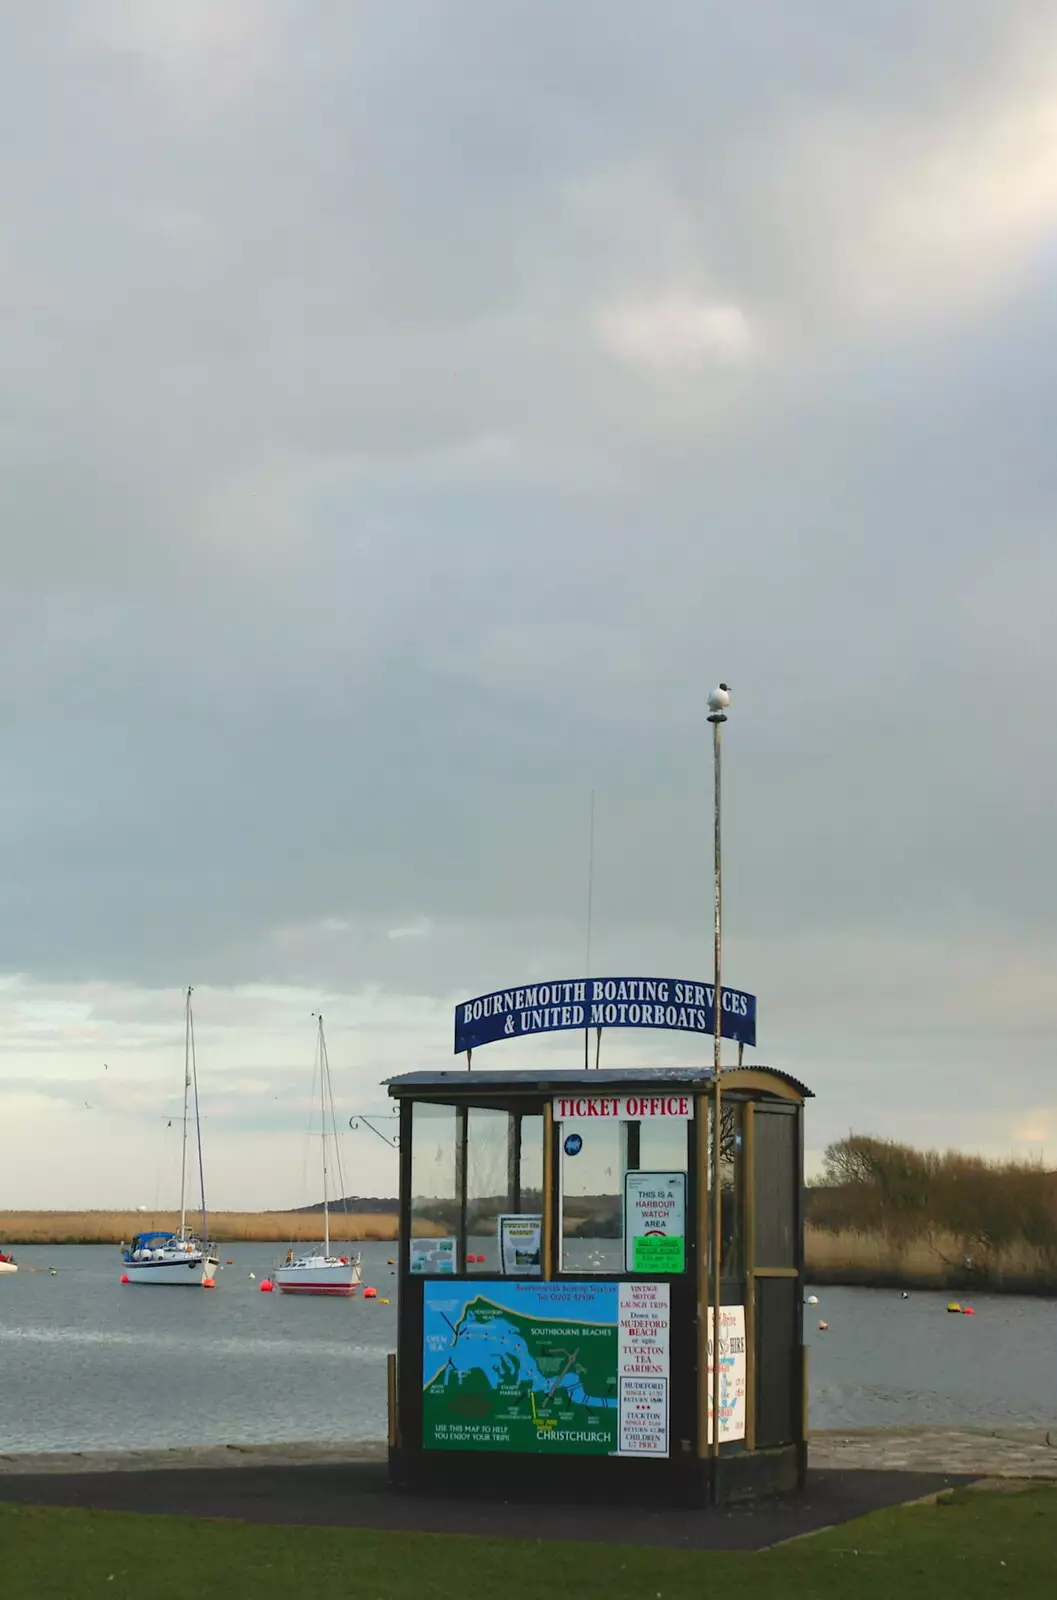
[276,1284,355,1295]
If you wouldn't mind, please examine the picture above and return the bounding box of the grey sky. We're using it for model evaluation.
[2,2,1056,1206]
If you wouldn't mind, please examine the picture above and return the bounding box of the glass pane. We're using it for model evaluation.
[753,1111,796,1267]
[410,1103,459,1241]
[518,1115,544,1213]
[466,1109,511,1273]
[708,1099,744,1278]
[560,1117,623,1273]
[638,1118,690,1174]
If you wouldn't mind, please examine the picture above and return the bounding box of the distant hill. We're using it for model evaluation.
[292,1195,398,1215]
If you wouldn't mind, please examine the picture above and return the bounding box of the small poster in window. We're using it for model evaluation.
[624,1172,687,1273]
[497,1214,542,1276]
[410,1237,457,1274]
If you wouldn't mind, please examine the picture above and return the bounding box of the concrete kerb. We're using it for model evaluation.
[0,1441,388,1476]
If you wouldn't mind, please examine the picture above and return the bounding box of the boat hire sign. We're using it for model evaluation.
[454,975,756,1054]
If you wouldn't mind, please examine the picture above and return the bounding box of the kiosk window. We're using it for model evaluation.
[560,1118,623,1273]
[518,1115,544,1214]
[410,1104,459,1240]
[638,1116,689,1174]
[465,1108,510,1273]
[708,1099,744,1278]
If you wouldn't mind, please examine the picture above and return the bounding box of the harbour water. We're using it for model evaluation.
[1,1244,1055,1454]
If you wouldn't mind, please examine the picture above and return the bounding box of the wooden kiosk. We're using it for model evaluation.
[385,1046,812,1506]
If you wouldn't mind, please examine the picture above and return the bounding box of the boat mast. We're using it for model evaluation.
[319,1015,330,1256]
[178,986,192,1239]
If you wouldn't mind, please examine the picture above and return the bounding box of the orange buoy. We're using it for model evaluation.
[364,1286,377,1299]
[260,1279,274,1292]
[386,1259,395,1266]
[120,1274,130,1284]
[202,1278,216,1289]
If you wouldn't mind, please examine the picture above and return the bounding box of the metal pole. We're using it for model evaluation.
[707,684,729,1491]
[178,986,192,1239]
[585,789,595,1068]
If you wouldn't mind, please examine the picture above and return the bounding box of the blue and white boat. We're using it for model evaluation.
[121,988,219,1288]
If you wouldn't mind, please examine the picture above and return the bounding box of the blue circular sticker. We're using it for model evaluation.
[564,1133,583,1157]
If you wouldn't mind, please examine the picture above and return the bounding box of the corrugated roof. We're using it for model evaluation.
[383,1065,812,1099]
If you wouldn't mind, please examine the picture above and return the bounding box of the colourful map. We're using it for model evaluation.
[422,1282,619,1454]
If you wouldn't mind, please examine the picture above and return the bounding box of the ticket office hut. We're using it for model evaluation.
[386,1065,811,1505]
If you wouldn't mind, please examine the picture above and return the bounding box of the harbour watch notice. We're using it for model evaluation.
[624,1172,687,1274]
[422,1280,671,1457]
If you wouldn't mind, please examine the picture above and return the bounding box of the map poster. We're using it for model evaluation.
[624,1172,687,1274]
[410,1237,456,1275]
[423,1281,619,1453]
[617,1280,670,1457]
[705,1304,747,1443]
[498,1215,542,1276]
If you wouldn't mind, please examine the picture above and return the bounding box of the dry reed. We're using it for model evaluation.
[0,1210,410,1246]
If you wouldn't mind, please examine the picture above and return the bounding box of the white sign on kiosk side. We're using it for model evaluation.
[706,1304,747,1443]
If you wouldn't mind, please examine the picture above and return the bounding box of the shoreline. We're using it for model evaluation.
[1,1427,1055,1480]
[807,1264,1057,1298]
[4,1215,1056,1296]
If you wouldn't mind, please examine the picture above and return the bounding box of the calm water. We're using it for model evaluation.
[1,1246,1054,1452]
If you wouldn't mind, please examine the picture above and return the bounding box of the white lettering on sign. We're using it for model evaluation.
[553,1095,694,1121]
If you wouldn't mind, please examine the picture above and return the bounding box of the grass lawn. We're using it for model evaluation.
[3,1483,1054,1600]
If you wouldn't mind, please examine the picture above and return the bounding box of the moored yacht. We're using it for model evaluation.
[275,1015,361,1297]
[121,987,219,1288]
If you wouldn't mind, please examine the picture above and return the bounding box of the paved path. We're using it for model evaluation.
[4,1430,1054,1551]
[0,1461,973,1551]
[811,1426,1057,1479]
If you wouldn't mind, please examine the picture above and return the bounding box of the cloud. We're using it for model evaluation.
[594,296,758,371]
[1,2,1057,1204]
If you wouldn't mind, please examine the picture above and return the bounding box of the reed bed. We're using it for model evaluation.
[807,1134,1057,1294]
[805,1224,1057,1293]
[0,1210,406,1246]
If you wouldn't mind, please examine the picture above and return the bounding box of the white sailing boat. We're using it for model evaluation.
[121,988,220,1288]
[0,1251,17,1275]
[275,1015,361,1297]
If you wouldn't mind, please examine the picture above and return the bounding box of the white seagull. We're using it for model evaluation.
[707,682,731,719]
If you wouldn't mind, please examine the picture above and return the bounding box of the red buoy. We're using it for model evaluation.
[260,1279,275,1293]
[364,1286,377,1299]
[120,1274,130,1284]
[964,1306,975,1315]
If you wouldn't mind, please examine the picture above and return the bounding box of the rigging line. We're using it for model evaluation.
[299,1027,321,1203]
[323,1025,352,1238]
[188,992,208,1243]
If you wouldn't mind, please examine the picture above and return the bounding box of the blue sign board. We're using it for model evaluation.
[454,976,756,1054]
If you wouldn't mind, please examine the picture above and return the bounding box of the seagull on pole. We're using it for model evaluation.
[707,683,731,723]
